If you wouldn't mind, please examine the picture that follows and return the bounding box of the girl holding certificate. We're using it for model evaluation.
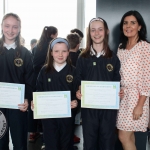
[0,13,33,150]
[76,17,122,150]
[35,37,78,150]
[116,10,150,150]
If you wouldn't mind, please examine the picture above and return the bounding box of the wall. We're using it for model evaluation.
[96,0,150,53]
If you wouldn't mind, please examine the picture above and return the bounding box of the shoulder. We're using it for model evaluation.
[21,46,32,56]
[110,51,119,60]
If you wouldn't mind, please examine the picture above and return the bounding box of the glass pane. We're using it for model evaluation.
[6,0,77,49]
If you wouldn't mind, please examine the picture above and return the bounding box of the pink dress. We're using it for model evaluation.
[116,41,150,132]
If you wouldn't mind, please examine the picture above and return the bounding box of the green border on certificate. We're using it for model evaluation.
[81,81,120,109]
[0,82,25,109]
[33,91,71,119]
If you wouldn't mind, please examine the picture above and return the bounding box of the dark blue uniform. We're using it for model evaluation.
[76,52,121,150]
[36,64,78,150]
[0,46,33,150]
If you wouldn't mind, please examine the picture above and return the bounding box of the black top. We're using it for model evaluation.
[0,46,33,100]
[36,64,77,101]
[76,52,121,84]
[32,40,51,74]
[69,52,79,67]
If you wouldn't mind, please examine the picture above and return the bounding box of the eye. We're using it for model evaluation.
[13,26,18,29]
[5,25,9,28]
[63,50,68,52]
[123,21,127,25]
[91,29,95,32]
[99,28,103,31]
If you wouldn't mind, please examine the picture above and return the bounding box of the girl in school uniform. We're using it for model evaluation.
[35,37,78,150]
[0,13,33,150]
[76,17,123,150]
[28,26,58,146]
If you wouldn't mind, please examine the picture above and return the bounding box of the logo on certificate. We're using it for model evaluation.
[106,64,113,72]
[66,75,73,83]
[14,58,23,67]
[0,111,7,139]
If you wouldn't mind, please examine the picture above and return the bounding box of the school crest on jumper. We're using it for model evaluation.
[0,111,7,139]
[14,58,23,67]
[66,75,73,83]
[106,64,113,72]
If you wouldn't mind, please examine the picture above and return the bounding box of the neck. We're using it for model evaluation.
[4,39,15,45]
[127,35,139,45]
[54,61,66,67]
[93,43,104,53]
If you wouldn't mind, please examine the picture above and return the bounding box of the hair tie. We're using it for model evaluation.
[90,18,104,24]
[50,38,70,50]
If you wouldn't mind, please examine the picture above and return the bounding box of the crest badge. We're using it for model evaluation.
[106,64,113,72]
[66,75,73,83]
[14,58,23,67]
[0,111,7,139]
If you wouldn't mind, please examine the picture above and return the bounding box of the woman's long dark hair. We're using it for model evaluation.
[0,13,22,57]
[81,17,112,58]
[37,26,58,50]
[119,10,148,49]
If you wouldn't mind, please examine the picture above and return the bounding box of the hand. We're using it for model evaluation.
[133,105,143,120]
[119,89,124,99]
[76,90,82,100]
[18,99,28,112]
[31,100,34,111]
[71,100,78,108]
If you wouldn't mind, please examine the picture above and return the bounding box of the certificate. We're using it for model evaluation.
[0,82,25,109]
[81,81,120,109]
[33,91,71,119]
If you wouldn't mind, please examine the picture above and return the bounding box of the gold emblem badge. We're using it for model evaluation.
[106,64,113,72]
[48,78,51,82]
[93,62,96,66]
[14,58,23,67]
[66,75,73,83]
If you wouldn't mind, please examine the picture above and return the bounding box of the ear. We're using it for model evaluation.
[138,25,141,31]
[107,29,109,34]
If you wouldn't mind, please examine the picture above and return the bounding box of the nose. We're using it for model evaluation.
[95,29,99,35]
[8,27,13,33]
[59,51,63,56]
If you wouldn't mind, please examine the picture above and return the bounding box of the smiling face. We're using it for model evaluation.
[1,16,21,44]
[90,21,105,45]
[51,43,69,66]
[123,15,141,39]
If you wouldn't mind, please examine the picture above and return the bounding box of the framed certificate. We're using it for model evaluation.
[81,81,120,109]
[0,82,25,109]
[33,91,71,119]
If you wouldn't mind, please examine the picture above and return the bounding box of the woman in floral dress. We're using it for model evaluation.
[116,10,150,150]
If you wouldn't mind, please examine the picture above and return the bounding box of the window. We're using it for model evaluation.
[5,0,77,49]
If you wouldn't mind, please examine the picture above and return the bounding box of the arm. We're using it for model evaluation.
[133,43,150,120]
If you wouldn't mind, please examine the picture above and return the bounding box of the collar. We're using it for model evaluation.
[90,46,105,58]
[4,42,17,50]
[53,62,67,72]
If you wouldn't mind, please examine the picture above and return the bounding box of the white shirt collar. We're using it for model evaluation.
[90,46,105,58]
[4,42,17,50]
[53,62,67,72]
